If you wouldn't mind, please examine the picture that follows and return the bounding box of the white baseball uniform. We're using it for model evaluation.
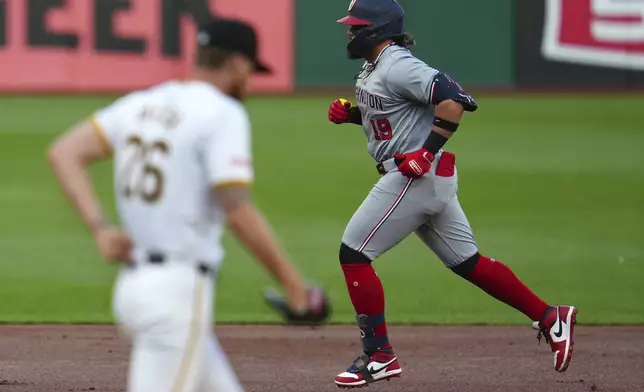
[92,80,251,392]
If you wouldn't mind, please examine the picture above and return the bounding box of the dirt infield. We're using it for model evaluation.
[1,325,643,392]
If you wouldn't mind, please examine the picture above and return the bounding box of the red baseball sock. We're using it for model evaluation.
[469,255,549,321]
[342,263,391,350]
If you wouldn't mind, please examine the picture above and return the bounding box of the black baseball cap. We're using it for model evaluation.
[197,18,271,74]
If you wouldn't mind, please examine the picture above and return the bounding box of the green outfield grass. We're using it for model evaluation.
[0,95,642,325]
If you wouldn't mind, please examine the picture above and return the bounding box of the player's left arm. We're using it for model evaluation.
[422,72,478,155]
[388,60,477,178]
[205,108,330,324]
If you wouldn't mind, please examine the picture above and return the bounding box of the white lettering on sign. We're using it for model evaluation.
[542,0,644,70]
[592,0,644,43]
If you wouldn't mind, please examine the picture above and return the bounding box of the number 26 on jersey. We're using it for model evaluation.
[119,135,169,204]
[370,118,392,141]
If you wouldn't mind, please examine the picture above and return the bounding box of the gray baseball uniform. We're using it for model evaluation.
[342,44,478,267]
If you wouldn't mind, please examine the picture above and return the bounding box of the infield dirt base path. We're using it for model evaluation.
[1,325,643,392]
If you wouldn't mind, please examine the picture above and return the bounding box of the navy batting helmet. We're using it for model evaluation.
[337,0,405,59]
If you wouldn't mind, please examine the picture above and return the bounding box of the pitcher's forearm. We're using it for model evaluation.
[227,204,306,293]
[213,184,307,307]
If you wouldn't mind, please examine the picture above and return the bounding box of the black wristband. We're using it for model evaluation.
[422,131,448,155]
[433,116,459,132]
[347,107,362,125]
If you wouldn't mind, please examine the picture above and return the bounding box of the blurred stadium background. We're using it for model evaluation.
[0,0,642,325]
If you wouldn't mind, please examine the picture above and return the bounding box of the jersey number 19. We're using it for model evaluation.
[370,118,393,141]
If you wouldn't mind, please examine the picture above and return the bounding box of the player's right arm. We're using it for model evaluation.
[205,107,309,312]
[47,98,133,263]
[328,98,362,125]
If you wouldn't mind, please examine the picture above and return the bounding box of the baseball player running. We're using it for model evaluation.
[48,18,329,392]
[328,0,577,388]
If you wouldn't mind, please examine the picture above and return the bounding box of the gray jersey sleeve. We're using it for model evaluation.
[386,57,439,105]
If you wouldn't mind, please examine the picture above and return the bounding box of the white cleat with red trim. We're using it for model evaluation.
[335,350,402,388]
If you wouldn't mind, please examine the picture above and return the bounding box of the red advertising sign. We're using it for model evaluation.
[542,0,644,70]
[0,0,293,93]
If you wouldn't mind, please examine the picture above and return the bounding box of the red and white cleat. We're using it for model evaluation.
[534,305,578,372]
[335,350,402,388]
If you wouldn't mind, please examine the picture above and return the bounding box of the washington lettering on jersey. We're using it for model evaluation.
[355,86,384,111]
[355,45,440,162]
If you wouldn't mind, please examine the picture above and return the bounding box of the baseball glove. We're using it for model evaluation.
[263,286,331,326]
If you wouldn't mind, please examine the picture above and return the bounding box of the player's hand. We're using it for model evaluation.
[328,98,352,124]
[264,285,332,326]
[93,226,133,263]
[393,148,434,179]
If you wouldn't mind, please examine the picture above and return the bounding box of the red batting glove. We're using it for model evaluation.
[393,148,434,179]
[328,99,352,124]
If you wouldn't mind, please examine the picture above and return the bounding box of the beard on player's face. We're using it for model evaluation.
[229,81,247,101]
[347,26,383,60]
[224,56,253,101]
